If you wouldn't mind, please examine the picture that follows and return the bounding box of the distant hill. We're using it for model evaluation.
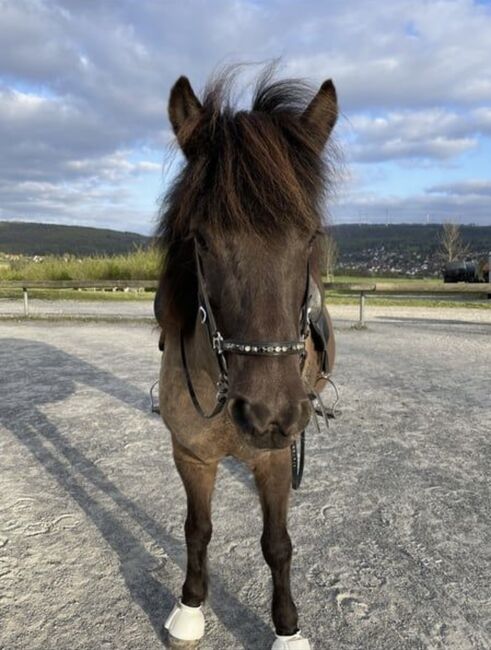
[1,220,490,263]
[0,221,151,256]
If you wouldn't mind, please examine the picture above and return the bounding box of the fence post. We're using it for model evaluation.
[359,291,365,327]
[23,287,29,317]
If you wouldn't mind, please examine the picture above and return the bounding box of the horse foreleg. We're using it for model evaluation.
[253,450,299,633]
[164,449,218,645]
[180,455,217,606]
[254,449,311,649]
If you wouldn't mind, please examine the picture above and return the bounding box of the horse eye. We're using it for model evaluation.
[195,232,209,251]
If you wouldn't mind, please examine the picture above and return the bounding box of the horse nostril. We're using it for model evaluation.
[275,398,311,437]
[228,397,251,432]
[278,424,290,438]
[228,397,271,434]
[298,398,312,429]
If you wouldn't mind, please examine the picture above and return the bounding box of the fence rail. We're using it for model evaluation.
[324,281,491,326]
[324,281,491,293]
[0,280,158,317]
[1,279,490,322]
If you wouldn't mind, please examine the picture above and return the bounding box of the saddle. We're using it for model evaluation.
[306,276,332,377]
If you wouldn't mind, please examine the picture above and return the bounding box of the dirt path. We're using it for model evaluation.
[0,318,489,649]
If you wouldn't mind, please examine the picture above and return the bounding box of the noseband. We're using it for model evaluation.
[180,240,311,419]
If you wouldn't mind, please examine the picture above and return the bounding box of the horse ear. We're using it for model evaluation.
[168,76,203,151]
[302,79,338,150]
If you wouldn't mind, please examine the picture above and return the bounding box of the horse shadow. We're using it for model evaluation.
[0,338,272,649]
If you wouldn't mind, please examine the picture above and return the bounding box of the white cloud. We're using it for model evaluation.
[332,174,491,225]
[286,0,491,109]
[345,109,480,162]
[134,161,162,173]
[427,179,491,197]
[333,191,491,225]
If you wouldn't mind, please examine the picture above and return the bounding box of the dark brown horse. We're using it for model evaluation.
[154,69,337,649]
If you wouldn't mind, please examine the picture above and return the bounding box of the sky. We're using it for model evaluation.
[0,0,491,235]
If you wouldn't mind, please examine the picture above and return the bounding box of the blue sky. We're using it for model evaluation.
[0,0,490,234]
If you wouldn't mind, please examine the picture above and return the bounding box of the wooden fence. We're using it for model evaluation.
[324,281,491,326]
[0,279,490,324]
[0,280,158,318]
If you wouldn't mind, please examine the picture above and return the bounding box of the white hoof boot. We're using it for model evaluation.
[164,600,205,642]
[272,631,311,650]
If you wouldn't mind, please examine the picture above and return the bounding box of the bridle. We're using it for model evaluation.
[180,239,311,420]
[178,238,335,490]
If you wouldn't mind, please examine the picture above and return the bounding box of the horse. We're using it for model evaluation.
[154,68,338,649]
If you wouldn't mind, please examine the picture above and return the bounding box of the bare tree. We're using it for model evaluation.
[437,222,470,263]
[320,232,339,278]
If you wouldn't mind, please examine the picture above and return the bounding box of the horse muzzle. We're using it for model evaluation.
[227,396,311,450]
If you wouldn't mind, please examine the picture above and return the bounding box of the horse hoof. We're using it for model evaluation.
[164,600,205,643]
[272,631,311,649]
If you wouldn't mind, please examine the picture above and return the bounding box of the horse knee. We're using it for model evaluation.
[261,529,292,569]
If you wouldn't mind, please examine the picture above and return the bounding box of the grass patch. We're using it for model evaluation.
[0,248,160,281]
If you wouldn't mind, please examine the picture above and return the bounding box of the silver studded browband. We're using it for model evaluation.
[212,333,305,356]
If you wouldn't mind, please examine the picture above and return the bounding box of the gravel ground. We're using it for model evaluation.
[0,317,490,650]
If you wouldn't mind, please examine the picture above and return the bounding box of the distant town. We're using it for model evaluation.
[331,223,491,278]
[337,245,440,276]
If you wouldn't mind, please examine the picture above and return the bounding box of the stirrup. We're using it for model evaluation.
[164,599,205,642]
[272,631,311,649]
